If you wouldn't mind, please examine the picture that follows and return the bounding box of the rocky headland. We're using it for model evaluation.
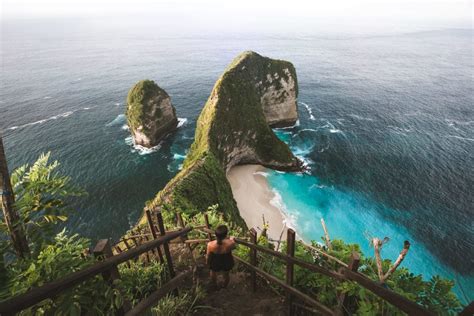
[139,51,301,226]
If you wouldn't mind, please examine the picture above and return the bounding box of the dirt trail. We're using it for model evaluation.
[194,266,287,316]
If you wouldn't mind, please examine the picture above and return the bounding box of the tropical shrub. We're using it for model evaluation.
[8,152,86,255]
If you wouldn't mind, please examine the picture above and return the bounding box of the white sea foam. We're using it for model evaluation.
[387,125,412,136]
[253,171,269,178]
[121,125,129,131]
[106,114,126,127]
[348,114,374,121]
[274,119,300,130]
[336,118,345,125]
[43,96,52,99]
[318,120,345,135]
[300,102,316,120]
[445,119,474,126]
[269,189,298,230]
[114,102,121,106]
[445,135,474,142]
[125,135,162,155]
[173,153,187,160]
[297,128,318,134]
[295,155,313,169]
[7,110,78,131]
[177,117,188,128]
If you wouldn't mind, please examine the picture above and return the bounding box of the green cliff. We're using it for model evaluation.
[142,51,302,225]
[126,80,178,148]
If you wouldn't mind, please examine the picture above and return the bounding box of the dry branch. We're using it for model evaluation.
[321,218,332,250]
[372,238,384,281]
[381,240,410,282]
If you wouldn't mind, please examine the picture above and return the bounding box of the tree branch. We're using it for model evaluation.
[381,241,410,282]
[321,218,332,250]
[372,238,384,281]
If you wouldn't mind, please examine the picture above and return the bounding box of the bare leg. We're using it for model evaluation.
[210,270,217,288]
[222,271,230,288]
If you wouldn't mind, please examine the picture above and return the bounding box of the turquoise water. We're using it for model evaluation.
[268,129,473,301]
[1,20,472,302]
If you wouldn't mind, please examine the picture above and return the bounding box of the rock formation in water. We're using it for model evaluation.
[126,80,178,147]
[139,51,301,226]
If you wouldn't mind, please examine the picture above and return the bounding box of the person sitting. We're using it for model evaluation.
[206,225,236,289]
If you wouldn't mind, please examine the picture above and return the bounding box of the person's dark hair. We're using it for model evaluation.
[215,225,228,245]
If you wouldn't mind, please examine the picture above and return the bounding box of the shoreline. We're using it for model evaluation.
[227,164,288,242]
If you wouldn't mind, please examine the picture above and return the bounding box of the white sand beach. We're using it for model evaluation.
[227,164,288,241]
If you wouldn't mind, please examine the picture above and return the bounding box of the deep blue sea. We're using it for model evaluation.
[1,21,472,301]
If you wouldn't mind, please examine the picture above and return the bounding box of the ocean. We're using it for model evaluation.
[1,21,472,301]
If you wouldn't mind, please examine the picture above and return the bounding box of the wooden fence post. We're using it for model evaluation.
[0,136,30,258]
[204,213,213,241]
[460,301,474,316]
[93,239,131,313]
[249,228,258,292]
[337,251,360,315]
[156,210,176,279]
[177,212,195,263]
[286,229,296,316]
[146,209,165,264]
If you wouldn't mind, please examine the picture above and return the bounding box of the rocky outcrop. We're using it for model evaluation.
[139,51,301,227]
[126,80,178,148]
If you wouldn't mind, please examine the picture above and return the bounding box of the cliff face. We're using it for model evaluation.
[143,51,301,226]
[126,80,178,148]
[257,56,298,127]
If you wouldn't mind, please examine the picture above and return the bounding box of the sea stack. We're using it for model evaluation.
[126,80,178,147]
[137,51,301,227]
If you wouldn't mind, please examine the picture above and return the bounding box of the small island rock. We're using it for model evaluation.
[126,80,178,147]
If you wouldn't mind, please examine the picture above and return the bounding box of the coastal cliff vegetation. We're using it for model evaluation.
[142,51,301,227]
[0,51,466,315]
[0,153,464,314]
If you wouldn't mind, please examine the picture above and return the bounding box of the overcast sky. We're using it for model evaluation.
[2,0,472,35]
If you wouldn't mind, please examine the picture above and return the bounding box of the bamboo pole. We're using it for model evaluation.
[249,228,258,292]
[177,212,195,263]
[156,210,176,278]
[0,136,29,258]
[145,209,164,264]
[93,239,131,313]
[286,229,296,316]
[337,252,360,315]
[321,218,332,250]
[204,213,213,241]
[372,238,384,281]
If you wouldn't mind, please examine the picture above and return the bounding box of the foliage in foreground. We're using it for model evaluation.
[159,204,463,314]
[1,231,121,315]
[151,284,206,316]
[0,153,201,315]
[2,152,86,256]
[255,237,462,315]
[0,153,465,315]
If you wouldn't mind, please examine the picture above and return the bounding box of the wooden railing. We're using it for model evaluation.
[1,210,472,316]
[0,211,192,316]
[232,228,437,315]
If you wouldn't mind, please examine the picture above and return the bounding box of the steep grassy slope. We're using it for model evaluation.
[142,51,302,226]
